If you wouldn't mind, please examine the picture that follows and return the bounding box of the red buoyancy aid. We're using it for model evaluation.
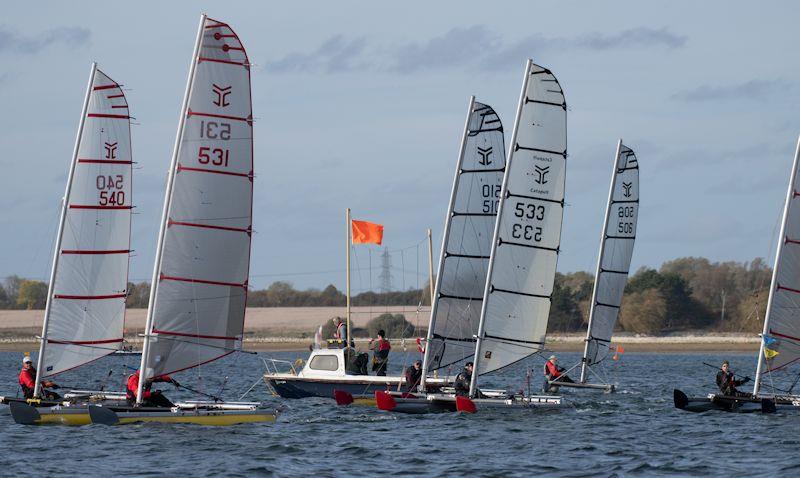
[19,368,36,398]
[544,360,561,378]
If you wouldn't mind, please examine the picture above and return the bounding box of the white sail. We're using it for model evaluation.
[425,98,506,373]
[143,16,253,378]
[473,61,567,377]
[755,136,800,389]
[582,142,639,374]
[40,67,132,378]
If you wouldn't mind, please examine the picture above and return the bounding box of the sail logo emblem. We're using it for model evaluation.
[477,146,493,166]
[534,165,549,185]
[622,182,633,198]
[104,142,118,159]
[212,84,232,107]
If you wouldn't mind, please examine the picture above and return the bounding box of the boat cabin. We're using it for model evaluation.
[299,348,349,377]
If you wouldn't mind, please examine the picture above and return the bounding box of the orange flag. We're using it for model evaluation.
[351,220,384,245]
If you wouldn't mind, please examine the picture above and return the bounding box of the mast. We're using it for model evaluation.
[34,62,97,398]
[346,207,352,348]
[580,139,623,383]
[420,96,474,391]
[137,14,206,405]
[754,135,800,396]
[469,60,532,397]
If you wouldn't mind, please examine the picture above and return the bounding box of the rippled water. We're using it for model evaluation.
[2,349,799,477]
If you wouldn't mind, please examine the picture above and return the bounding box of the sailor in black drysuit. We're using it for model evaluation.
[454,362,474,397]
[716,361,749,396]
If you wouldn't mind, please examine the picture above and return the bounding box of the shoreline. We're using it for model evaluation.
[0,334,760,353]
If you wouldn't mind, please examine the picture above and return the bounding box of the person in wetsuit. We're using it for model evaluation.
[716,361,749,396]
[454,362,474,397]
[18,356,60,400]
[405,360,423,392]
[543,355,574,392]
[126,370,178,407]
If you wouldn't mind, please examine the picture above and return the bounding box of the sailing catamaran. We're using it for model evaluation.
[263,96,505,403]
[551,140,639,393]
[378,59,568,413]
[1,63,134,425]
[674,135,800,413]
[87,14,275,425]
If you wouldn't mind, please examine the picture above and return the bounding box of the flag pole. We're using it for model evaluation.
[346,208,351,348]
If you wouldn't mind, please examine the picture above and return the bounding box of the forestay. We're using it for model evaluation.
[425,99,506,372]
[755,137,800,381]
[583,143,639,370]
[144,17,253,377]
[42,68,132,377]
[474,62,567,376]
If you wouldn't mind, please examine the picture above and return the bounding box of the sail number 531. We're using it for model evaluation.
[198,147,230,167]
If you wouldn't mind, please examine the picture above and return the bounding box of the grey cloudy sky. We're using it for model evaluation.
[1,1,799,292]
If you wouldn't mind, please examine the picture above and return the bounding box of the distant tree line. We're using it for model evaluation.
[0,257,772,334]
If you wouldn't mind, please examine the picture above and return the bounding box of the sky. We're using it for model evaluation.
[1,1,799,292]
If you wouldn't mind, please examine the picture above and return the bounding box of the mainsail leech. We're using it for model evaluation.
[579,141,639,382]
[139,15,253,392]
[421,97,506,383]
[34,64,133,395]
[470,60,567,395]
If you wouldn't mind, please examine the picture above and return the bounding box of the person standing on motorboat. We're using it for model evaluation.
[543,355,574,392]
[405,360,423,392]
[126,370,179,407]
[369,330,391,376]
[716,361,749,397]
[18,356,60,400]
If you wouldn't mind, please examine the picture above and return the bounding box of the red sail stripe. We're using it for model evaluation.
[54,293,126,300]
[62,249,130,255]
[777,283,800,295]
[93,84,119,91]
[169,219,250,233]
[69,205,132,210]
[87,113,130,119]
[160,274,247,289]
[152,329,239,341]
[107,94,125,99]
[78,159,132,165]
[111,105,129,109]
[198,57,248,67]
[48,338,124,345]
[187,109,250,122]
[177,164,251,178]
[786,237,800,245]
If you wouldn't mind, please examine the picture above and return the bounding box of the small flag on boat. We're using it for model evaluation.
[764,348,780,359]
[763,335,778,346]
[352,220,384,245]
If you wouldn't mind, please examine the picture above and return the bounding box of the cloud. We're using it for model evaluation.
[265,35,367,73]
[671,79,788,102]
[266,26,685,74]
[0,25,90,55]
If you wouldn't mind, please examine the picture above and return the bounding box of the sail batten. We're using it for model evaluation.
[471,61,567,382]
[142,16,253,379]
[38,66,133,380]
[581,142,640,378]
[422,98,506,376]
